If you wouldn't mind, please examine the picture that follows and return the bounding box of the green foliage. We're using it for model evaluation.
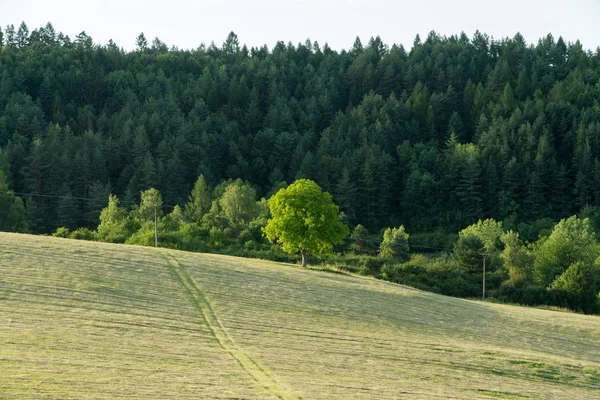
[0,170,26,232]
[52,227,70,238]
[380,255,481,298]
[264,179,349,264]
[69,227,96,241]
[8,196,27,233]
[408,231,457,253]
[0,26,598,237]
[453,234,485,271]
[459,219,503,253]
[218,180,259,226]
[380,225,410,261]
[136,188,163,222]
[185,175,211,224]
[500,231,534,283]
[86,182,111,226]
[126,222,158,246]
[533,216,597,286]
[3,25,600,313]
[548,261,600,313]
[56,189,77,230]
[97,195,134,243]
[350,224,371,252]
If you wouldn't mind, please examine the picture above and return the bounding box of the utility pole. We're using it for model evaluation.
[482,254,486,300]
[478,249,488,301]
[154,203,158,248]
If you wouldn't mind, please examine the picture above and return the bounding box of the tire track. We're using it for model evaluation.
[161,249,297,400]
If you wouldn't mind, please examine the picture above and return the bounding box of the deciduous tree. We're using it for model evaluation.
[264,179,348,267]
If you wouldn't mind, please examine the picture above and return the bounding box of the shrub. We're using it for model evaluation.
[533,216,597,286]
[500,231,534,284]
[453,233,485,271]
[459,219,503,253]
[52,227,70,238]
[548,261,600,314]
[350,224,372,252]
[70,227,96,241]
[409,231,457,253]
[380,225,410,261]
[496,282,550,306]
[209,227,227,246]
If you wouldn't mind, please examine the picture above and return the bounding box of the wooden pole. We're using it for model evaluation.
[154,205,158,248]
[482,255,486,300]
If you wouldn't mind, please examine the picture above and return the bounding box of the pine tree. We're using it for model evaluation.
[334,167,357,222]
[4,24,15,47]
[138,151,158,191]
[85,181,111,227]
[574,125,593,209]
[9,196,27,232]
[447,112,465,142]
[551,164,571,218]
[185,174,212,224]
[456,145,482,223]
[498,157,521,219]
[16,22,29,48]
[25,196,45,234]
[0,170,16,231]
[56,187,78,230]
[359,157,377,227]
[136,33,148,51]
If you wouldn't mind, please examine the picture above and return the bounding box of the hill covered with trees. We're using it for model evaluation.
[1,22,600,313]
[1,22,599,234]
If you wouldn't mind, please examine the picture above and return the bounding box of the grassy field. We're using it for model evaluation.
[1,232,599,399]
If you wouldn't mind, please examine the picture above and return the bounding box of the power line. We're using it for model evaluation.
[0,190,178,209]
[408,244,454,252]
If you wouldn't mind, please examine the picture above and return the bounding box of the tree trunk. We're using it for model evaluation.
[301,250,307,267]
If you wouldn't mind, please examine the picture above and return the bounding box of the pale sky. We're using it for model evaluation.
[1,0,599,52]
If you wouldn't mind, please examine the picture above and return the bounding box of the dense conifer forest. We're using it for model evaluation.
[0,22,599,233]
[1,22,600,312]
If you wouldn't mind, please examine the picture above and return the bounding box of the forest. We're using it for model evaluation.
[1,22,600,312]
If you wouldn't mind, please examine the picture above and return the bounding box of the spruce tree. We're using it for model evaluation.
[56,188,78,230]
[185,174,212,223]
[334,167,357,222]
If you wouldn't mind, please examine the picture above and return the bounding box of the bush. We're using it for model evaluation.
[500,231,534,284]
[209,227,227,246]
[533,216,597,286]
[379,255,481,298]
[517,218,556,243]
[350,224,373,252]
[409,231,457,253]
[125,223,156,247]
[380,225,410,261]
[453,233,485,271]
[70,227,96,241]
[548,261,600,314]
[52,227,70,238]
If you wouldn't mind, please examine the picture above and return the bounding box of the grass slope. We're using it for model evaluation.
[1,233,599,399]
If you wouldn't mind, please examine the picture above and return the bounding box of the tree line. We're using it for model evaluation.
[46,178,600,314]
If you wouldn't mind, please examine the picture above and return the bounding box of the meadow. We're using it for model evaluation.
[1,232,599,399]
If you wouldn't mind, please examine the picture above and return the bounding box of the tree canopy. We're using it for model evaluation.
[0,24,598,235]
[263,179,349,266]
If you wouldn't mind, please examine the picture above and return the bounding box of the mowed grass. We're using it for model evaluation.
[1,233,599,399]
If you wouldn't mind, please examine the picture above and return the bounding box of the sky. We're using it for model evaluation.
[1,0,599,52]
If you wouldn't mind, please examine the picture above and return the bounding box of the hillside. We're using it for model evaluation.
[1,27,600,236]
[1,232,599,399]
